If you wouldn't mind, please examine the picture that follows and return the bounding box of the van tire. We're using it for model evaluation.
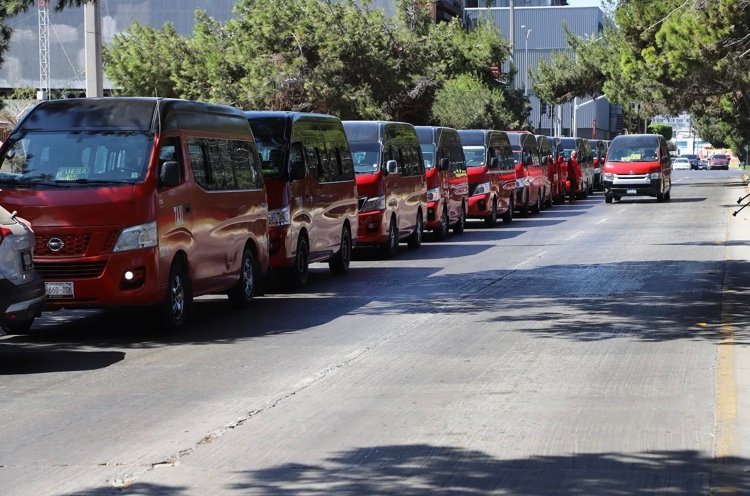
[288,236,310,288]
[501,201,513,223]
[453,203,466,234]
[434,208,449,240]
[485,200,498,227]
[163,260,191,330]
[407,214,423,249]
[604,194,613,204]
[531,192,542,214]
[329,226,352,274]
[228,247,257,307]
[380,217,399,258]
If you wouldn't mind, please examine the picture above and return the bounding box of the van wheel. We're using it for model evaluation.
[288,236,310,288]
[501,201,513,223]
[531,192,542,214]
[2,317,34,334]
[604,194,613,204]
[485,200,498,227]
[453,203,466,234]
[433,208,449,240]
[228,248,257,307]
[407,214,423,249]
[380,217,399,258]
[163,260,191,330]
[520,192,530,217]
[329,226,352,274]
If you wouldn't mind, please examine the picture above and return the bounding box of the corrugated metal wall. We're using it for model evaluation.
[466,6,616,138]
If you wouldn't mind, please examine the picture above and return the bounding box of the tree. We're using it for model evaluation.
[647,123,673,141]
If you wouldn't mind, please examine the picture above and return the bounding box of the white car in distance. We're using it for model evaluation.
[672,157,691,170]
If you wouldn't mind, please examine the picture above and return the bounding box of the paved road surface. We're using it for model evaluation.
[2,170,750,495]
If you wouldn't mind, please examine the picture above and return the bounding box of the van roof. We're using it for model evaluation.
[342,121,416,143]
[13,97,251,136]
[414,126,459,145]
[244,111,340,123]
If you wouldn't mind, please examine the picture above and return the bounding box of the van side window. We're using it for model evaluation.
[339,146,355,180]
[157,137,184,185]
[303,144,319,179]
[231,140,264,190]
[206,139,235,190]
[188,140,210,188]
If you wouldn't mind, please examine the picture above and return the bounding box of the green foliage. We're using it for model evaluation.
[647,123,672,141]
[432,74,505,129]
[102,0,528,126]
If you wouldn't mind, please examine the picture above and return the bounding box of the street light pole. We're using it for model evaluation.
[522,25,531,96]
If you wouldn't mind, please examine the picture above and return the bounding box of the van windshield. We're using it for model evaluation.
[463,146,486,167]
[420,144,435,169]
[350,143,381,173]
[254,137,285,179]
[511,146,522,164]
[0,131,152,186]
[607,144,659,162]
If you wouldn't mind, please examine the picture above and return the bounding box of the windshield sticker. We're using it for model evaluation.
[55,167,88,181]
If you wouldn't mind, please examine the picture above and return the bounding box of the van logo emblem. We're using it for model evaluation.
[48,237,65,252]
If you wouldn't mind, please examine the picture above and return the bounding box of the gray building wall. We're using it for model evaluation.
[465,6,617,138]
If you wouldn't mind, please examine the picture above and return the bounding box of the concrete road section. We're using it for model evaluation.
[2,170,750,495]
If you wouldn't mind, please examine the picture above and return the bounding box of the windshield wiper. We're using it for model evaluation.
[0,175,70,187]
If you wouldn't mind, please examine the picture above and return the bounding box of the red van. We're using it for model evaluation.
[0,98,269,328]
[415,126,469,237]
[507,131,544,216]
[246,112,358,287]
[602,134,672,203]
[458,129,516,226]
[343,121,426,257]
[534,134,554,208]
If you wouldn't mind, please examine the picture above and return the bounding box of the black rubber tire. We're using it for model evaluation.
[228,247,257,307]
[453,203,466,234]
[329,226,352,274]
[2,317,34,334]
[656,192,665,202]
[433,208,449,240]
[531,192,542,214]
[380,217,399,258]
[287,236,310,288]
[163,260,191,330]
[604,194,613,204]
[519,190,530,217]
[407,214,423,249]
[484,200,498,227]
[501,201,513,223]
[614,195,621,202]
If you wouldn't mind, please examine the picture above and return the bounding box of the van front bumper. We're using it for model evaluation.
[603,176,662,197]
[356,210,388,245]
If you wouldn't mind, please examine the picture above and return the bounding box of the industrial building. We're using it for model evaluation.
[1,0,618,138]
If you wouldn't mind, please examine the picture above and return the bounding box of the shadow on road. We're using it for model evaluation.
[0,347,125,374]
[64,445,750,495]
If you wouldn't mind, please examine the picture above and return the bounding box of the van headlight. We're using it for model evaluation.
[114,221,158,252]
[360,195,386,212]
[603,173,614,181]
[649,172,662,180]
[426,187,441,202]
[473,182,490,196]
[268,206,291,227]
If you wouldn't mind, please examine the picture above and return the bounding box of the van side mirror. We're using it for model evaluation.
[386,159,398,175]
[159,161,181,188]
[289,160,306,181]
[490,157,499,169]
[439,158,450,171]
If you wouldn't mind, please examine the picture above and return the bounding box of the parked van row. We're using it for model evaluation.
[0,97,620,332]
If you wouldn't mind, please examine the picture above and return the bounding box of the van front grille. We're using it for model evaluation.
[35,261,106,280]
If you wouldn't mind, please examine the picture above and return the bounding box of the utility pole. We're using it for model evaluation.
[84,2,103,97]
[509,0,515,67]
[37,0,50,100]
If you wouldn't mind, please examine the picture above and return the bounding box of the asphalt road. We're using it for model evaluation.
[2,170,750,495]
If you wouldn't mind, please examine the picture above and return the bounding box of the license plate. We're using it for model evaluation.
[626,189,637,195]
[45,282,74,299]
[20,250,33,271]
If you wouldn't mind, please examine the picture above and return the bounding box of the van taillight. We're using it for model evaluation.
[0,226,12,245]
